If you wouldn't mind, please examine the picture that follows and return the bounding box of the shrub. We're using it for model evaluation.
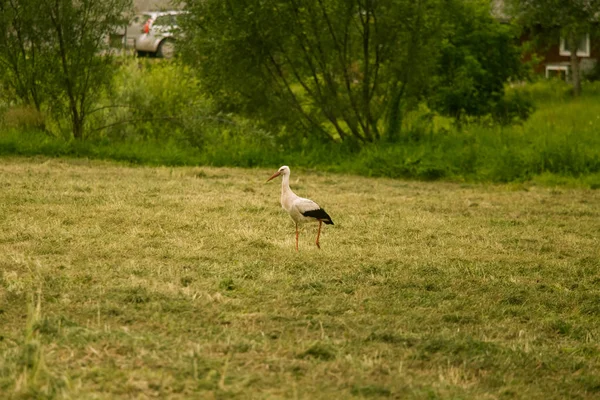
[89,59,209,143]
[2,106,46,132]
[492,87,535,126]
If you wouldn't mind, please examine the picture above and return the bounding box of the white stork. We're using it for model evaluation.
[266,166,334,251]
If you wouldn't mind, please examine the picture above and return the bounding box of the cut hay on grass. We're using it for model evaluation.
[0,157,599,398]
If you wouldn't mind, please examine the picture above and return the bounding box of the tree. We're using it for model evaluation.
[0,1,49,112]
[0,0,132,138]
[180,0,524,143]
[430,0,524,122]
[179,0,448,143]
[509,0,600,96]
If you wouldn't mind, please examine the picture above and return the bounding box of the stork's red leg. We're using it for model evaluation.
[295,223,299,252]
[315,220,322,249]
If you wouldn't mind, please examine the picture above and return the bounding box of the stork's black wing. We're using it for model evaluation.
[302,208,334,225]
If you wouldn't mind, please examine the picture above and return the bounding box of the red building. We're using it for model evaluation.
[492,0,599,81]
[538,33,598,80]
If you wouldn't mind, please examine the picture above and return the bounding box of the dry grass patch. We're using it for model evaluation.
[0,157,599,398]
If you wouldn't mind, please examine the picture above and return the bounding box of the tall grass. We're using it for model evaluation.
[1,60,599,186]
[340,100,600,182]
[324,80,600,183]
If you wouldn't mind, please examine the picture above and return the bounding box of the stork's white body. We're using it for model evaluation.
[267,166,333,251]
[280,178,321,224]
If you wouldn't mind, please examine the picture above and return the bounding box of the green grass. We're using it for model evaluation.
[1,157,599,398]
[2,79,600,186]
[331,80,600,184]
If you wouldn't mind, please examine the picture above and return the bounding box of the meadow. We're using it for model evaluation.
[1,157,599,398]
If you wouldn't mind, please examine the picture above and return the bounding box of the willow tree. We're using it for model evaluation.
[179,0,449,143]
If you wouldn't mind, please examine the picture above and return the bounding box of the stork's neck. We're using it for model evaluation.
[281,173,291,196]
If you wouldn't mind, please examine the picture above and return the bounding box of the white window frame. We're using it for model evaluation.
[545,65,569,80]
[560,34,590,57]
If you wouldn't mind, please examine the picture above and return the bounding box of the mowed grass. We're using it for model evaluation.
[1,157,599,399]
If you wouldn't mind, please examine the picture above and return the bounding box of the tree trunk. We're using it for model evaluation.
[568,34,582,97]
[385,83,404,142]
[72,112,83,139]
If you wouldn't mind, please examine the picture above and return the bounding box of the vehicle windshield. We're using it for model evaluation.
[132,14,152,24]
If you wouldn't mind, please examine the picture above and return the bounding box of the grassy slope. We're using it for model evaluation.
[0,157,599,399]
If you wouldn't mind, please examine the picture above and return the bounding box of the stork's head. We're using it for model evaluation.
[266,165,290,182]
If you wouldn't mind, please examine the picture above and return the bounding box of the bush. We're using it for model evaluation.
[85,59,279,162]
[2,105,46,132]
[89,59,209,143]
[429,2,524,121]
[491,87,535,126]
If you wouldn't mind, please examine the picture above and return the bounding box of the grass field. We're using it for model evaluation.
[1,157,599,399]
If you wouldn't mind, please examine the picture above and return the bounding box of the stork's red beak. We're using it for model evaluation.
[266,170,281,182]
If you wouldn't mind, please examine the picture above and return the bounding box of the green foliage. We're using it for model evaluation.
[85,59,277,167]
[0,0,133,138]
[0,1,49,110]
[179,0,522,143]
[491,86,535,126]
[518,78,576,103]
[508,0,600,34]
[91,60,208,143]
[1,77,599,186]
[430,1,525,121]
